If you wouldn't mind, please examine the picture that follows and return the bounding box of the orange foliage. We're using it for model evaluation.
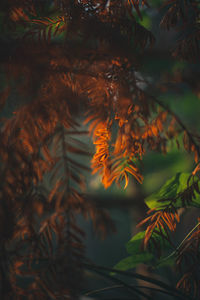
[137,208,180,249]
[0,0,200,298]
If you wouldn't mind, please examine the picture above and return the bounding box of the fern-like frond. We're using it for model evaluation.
[138,207,179,249]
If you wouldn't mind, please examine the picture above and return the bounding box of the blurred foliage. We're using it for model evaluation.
[0,0,200,299]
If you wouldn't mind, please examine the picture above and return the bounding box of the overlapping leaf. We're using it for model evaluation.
[114,230,173,271]
[145,172,200,210]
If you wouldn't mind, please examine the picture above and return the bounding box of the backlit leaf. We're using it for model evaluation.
[145,172,200,210]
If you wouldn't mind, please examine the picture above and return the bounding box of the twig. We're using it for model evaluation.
[149,93,200,158]
[157,221,200,267]
[83,262,196,300]
[85,283,188,298]
[84,266,154,300]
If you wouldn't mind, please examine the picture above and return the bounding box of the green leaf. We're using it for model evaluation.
[114,230,172,271]
[114,253,153,271]
[155,255,175,268]
[145,172,200,210]
[126,231,146,254]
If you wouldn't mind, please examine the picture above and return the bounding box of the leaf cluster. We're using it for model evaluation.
[0,0,200,299]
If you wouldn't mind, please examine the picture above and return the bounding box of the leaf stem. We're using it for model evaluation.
[150,94,200,158]
[156,221,200,266]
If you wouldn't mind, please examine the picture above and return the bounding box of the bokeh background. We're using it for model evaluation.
[1,0,200,299]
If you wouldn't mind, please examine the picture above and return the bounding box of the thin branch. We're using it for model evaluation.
[84,266,154,300]
[85,283,188,299]
[83,262,197,300]
[148,92,200,158]
[157,221,200,267]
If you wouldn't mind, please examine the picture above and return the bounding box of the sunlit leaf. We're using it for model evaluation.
[145,172,200,210]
